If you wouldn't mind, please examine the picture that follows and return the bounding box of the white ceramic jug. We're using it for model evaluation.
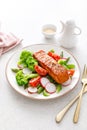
[59,20,81,48]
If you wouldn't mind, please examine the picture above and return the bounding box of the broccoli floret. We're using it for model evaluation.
[16,70,39,86]
[16,70,29,86]
[26,57,38,71]
[18,50,38,71]
[20,50,32,62]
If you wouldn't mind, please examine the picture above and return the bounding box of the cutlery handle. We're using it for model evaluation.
[73,83,86,123]
[56,93,80,123]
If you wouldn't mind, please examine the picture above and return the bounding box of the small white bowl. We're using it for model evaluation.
[42,24,57,38]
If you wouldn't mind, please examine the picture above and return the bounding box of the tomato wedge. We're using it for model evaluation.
[68,69,75,76]
[34,65,48,76]
[48,51,60,61]
[29,76,41,87]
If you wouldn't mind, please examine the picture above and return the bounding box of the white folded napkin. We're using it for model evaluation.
[0,32,22,56]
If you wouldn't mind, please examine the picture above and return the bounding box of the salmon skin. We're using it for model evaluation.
[33,50,69,84]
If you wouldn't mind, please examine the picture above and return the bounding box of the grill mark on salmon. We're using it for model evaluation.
[33,50,69,83]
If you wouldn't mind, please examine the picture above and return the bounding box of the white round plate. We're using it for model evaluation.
[5,43,81,100]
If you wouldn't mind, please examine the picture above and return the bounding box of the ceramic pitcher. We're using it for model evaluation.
[59,20,81,48]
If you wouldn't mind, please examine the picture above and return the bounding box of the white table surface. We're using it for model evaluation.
[0,0,87,130]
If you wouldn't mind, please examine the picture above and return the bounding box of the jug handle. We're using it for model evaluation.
[73,26,81,35]
[60,21,65,33]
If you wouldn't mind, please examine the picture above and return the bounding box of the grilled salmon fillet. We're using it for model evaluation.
[33,50,69,84]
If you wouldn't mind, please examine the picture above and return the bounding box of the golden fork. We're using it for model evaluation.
[56,65,87,123]
[73,64,87,123]
[56,85,87,123]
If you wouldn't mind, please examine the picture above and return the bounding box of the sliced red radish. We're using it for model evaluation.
[23,68,32,74]
[61,58,67,60]
[62,77,72,86]
[45,82,56,94]
[28,86,37,94]
[40,77,50,88]
[17,64,24,69]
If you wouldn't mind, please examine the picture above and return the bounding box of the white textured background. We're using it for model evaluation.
[0,0,87,130]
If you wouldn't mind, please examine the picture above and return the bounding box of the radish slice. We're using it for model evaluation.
[23,68,32,74]
[28,87,37,94]
[17,64,24,69]
[62,78,72,86]
[40,77,50,88]
[61,58,67,60]
[45,82,56,94]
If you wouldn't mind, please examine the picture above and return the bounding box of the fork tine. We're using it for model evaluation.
[82,64,87,78]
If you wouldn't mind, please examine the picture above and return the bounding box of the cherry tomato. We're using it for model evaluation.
[34,65,48,76]
[48,52,60,61]
[68,69,75,76]
[29,76,41,87]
